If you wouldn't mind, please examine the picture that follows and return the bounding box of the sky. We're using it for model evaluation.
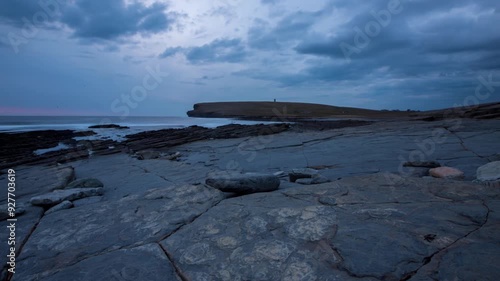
[0,0,499,116]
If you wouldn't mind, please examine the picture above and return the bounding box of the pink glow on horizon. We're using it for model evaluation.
[0,106,105,116]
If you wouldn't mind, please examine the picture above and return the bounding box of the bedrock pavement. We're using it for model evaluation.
[0,118,499,280]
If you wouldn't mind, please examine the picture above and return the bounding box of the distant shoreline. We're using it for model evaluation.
[186,101,500,120]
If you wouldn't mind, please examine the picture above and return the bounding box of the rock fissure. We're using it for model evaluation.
[444,128,485,159]
[158,243,190,281]
[400,201,491,281]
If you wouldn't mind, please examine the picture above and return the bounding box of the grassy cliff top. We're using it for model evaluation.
[187,101,413,119]
[187,101,500,120]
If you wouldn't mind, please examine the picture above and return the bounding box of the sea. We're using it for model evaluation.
[0,115,278,143]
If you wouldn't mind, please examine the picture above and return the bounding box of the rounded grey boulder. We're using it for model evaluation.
[477,161,500,182]
[206,172,280,194]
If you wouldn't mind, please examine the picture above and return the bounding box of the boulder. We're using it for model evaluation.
[65,178,104,189]
[206,172,280,194]
[429,167,464,180]
[45,200,73,215]
[30,188,104,206]
[289,168,319,182]
[476,161,500,182]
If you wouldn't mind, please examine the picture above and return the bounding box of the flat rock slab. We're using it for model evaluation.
[161,173,500,281]
[206,172,280,194]
[14,184,223,280]
[65,178,104,189]
[0,205,44,278]
[14,244,179,281]
[477,161,500,181]
[30,188,104,206]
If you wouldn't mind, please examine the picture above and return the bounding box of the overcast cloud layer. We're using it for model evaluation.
[0,0,499,116]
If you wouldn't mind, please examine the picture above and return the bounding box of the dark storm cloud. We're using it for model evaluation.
[248,5,334,50]
[0,0,176,42]
[0,0,51,26]
[61,0,174,40]
[246,0,500,92]
[160,38,247,64]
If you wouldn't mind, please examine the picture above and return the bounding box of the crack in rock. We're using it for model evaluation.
[400,201,491,281]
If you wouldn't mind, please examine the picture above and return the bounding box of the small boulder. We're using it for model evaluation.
[30,188,104,206]
[311,175,330,184]
[45,200,73,215]
[206,172,280,194]
[296,178,314,185]
[65,178,104,189]
[476,161,500,182]
[429,167,464,180]
[289,168,319,182]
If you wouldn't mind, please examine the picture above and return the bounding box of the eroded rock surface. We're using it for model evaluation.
[13,184,223,280]
[161,174,500,281]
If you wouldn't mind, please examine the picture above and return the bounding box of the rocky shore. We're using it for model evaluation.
[1,117,499,280]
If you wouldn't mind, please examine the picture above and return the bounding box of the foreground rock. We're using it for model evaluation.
[162,173,500,281]
[289,168,330,185]
[288,168,319,182]
[477,161,500,182]
[45,200,73,215]
[65,178,103,189]
[429,166,464,179]
[206,172,280,194]
[14,184,223,280]
[49,167,75,190]
[30,188,104,206]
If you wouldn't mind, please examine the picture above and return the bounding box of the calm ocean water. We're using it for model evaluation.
[0,116,273,133]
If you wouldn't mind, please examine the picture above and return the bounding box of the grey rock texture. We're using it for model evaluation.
[0,204,25,221]
[65,178,103,189]
[50,167,75,190]
[13,184,223,280]
[206,172,280,194]
[162,174,500,281]
[2,118,500,280]
[477,161,500,181]
[30,188,104,206]
[289,168,319,182]
[45,200,73,215]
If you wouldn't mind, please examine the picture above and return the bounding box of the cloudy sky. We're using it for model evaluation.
[0,0,499,116]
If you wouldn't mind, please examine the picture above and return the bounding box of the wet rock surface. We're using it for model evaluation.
[1,118,500,280]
